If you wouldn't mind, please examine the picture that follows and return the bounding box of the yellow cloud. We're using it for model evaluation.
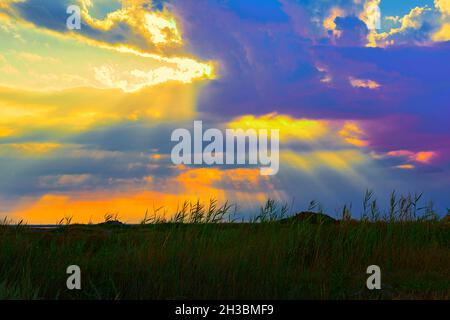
[0,127,15,138]
[144,12,182,45]
[0,64,18,75]
[93,61,213,92]
[0,82,201,136]
[323,7,345,38]
[366,6,432,47]
[339,121,369,147]
[17,52,59,63]
[228,114,370,150]
[283,149,367,174]
[0,0,215,92]
[385,16,401,24]
[435,0,450,15]
[433,23,450,41]
[359,0,380,30]
[228,114,329,142]
[74,0,215,83]
[432,0,450,42]
[79,0,182,48]
[0,0,24,10]
[0,142,62,155]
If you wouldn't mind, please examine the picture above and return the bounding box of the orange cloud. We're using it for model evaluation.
[387,150,437,164]
[395,164,415,170]
[4,167,273,224]
[6,192,188,224]
[414,151,436,163]
[174,167,268,195]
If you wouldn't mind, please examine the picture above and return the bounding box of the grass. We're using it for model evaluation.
[0,191,449,300]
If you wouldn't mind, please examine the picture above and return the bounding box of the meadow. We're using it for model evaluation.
[0,192,449,300]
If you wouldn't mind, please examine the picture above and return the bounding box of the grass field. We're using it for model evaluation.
[0,210,449,300]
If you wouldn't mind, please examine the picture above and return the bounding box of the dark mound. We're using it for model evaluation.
[97,220,124,227]
[280,212,336,224]
[442,215,450,224]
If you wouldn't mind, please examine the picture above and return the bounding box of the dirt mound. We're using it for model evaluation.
[97,220,124,227]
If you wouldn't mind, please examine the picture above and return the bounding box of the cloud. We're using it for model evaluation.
[333,15,369,46]
[433,0,450,41]
[4,167,276,224]
[367,3,450,47]
[39,174,93,187]
[283,149,367,174]
[1,0,450,220]
[227,114,329,142]
[349,77,381,89]
[93,61,212,92]
[339,122,369,147]
[433,22,450,40]
[359,0,380,32]
[0,64,18,75]
[395,164,415,170]
[1,0,215,91]
[78,0,183,51]
[435,0,450,15]
[323,7,345,38]
[17,51,59,63]
[0,127,15,138]
[0,82,202,138]
[387,150,437,164]
[0,142,62,155]
[9,0,182,54]
[226,113,373,181]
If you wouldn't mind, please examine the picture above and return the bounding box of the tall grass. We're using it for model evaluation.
[138,199,237,224]
[0,219,448,299]
[0,190,448,300]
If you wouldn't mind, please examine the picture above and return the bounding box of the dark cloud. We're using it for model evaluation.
[13,0,69,31]
[172,0,450,160]
[334,16,368,46]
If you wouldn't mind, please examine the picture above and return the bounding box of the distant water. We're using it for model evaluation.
[26,225,62,229]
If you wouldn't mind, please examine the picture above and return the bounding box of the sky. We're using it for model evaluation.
[0,0,449,223]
